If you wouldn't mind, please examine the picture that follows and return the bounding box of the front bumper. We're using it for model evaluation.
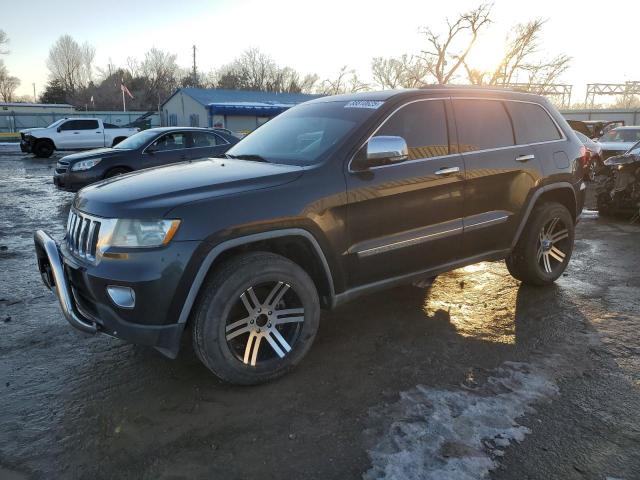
[53,168,98,192]
[34,230,194,357]
[20,139,32,153]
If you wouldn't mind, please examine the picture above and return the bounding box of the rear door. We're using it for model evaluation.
[452,98,546,258]
[345,98,465,286]
[188,131,231,160]
[142,131,190,169]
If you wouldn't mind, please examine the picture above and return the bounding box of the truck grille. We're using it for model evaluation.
[66,210,101,261]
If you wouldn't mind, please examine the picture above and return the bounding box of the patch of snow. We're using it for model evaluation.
[364,362,558,480]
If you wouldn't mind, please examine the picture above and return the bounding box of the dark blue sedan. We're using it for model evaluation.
[53,127,240,192]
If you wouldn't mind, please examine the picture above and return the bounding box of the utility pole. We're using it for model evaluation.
[192,45,198,87]
[32,83,36,103]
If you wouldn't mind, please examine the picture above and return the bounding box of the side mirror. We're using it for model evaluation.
[56,127,61,133]
[366,136,409,166]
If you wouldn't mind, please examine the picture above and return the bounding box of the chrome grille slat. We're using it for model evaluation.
[66,210,102,262]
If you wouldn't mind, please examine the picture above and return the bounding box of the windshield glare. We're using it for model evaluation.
[599,128,640,143]
[46,119,65,129]
[113,130,159,149]
[225,101,380,165]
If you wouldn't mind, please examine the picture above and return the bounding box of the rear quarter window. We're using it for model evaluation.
[505,101,562,144]
[452,99,514,152]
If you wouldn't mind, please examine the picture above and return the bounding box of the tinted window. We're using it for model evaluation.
[376,100,449,159]
[190,132,225,148]
[453,99,514,152]
[151,132,188,151]
[505,101,561,144]
[60,120,99,131]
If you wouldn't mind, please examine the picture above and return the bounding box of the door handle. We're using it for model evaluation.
[73,132,80,134]
[96,132,102,134]
[516,154,535,162]
[435,166,460,176]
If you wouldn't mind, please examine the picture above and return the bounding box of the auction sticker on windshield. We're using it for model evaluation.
[344,100,384,109]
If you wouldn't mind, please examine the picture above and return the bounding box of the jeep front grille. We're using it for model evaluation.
[66,210,101,261]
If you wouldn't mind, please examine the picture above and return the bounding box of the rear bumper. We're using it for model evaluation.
[33,230,189,357]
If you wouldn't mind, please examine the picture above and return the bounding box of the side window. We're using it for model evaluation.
[190,132,226,148]
[505,101,561,144]
[151,132,188,152]
[376,100,449,160]
[74,120,99,130]
[59,120,78,131]
[453,99,514,152]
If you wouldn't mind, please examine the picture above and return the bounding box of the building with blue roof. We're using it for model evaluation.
[160,88,322,135]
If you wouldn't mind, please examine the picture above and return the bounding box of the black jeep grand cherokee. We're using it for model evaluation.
[35,88,586,385]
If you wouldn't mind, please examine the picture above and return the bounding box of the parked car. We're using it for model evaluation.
[574,130,603,181]
[53,127,240,192]
[595,140,640,217]
[598,126,640,161]
[34,88,585,385]
[20,118,139,158]
[567,119,625,139]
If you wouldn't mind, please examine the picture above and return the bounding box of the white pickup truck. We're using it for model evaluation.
[20,118,139,158]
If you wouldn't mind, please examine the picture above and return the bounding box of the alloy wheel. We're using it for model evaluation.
[537,217,569,274]
[225,281,305,367]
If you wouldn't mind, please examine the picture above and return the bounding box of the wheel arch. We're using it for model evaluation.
[178,229,336,326]
[511,183,578,249]
[34,137,56,149]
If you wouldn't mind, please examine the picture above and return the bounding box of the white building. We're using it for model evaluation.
[160,88,321,135]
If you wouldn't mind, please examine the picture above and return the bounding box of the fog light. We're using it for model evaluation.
[107,285,135,309]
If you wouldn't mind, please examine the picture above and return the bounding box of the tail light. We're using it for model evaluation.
[580,146,591,167]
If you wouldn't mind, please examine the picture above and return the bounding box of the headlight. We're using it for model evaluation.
[71,158,102,171]
[97,219,181,252]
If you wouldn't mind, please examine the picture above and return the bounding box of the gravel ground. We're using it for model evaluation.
[1,146,639,480]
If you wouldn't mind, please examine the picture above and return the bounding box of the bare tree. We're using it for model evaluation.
[0,29,9,55]
[0,72,20,101]
[372,54,430,88]
[46,35,95,92]
[419,3,493,84]
[140,47,180,111]
[215,48,318,93]
[464,19,571,89]
[318,66,369,95]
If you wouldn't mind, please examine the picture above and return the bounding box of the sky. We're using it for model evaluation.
[2,0,639,106]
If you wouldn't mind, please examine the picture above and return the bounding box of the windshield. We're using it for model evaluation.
[225,101,381,165]
[599,128,640,143]
[46,119,66,129]
[113,129,160,150]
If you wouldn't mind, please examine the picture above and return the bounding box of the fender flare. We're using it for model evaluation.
[177,228,336,325]
[510,182,578,249]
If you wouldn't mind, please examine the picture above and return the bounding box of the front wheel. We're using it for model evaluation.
[506,202,574,286]
[192,252,320,385]
[33,141,54,158]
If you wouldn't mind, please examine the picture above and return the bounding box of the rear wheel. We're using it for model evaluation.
[506,202,574,285]
[33,140,54,158]
[192,252,320,385]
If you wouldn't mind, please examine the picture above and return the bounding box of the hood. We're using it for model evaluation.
[74,158,304,218]
[59,148,122,164]
[20,127,46,136]
[599,141,636,152]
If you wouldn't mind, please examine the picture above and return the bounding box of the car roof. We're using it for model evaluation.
[306,86,546,104]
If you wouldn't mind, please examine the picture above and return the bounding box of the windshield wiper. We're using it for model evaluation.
[225,153,269,163]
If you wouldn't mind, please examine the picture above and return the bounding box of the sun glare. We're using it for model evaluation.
[466,33,506,76]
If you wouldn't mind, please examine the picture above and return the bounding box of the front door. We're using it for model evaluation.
[142,131,189,169]
[57,119,102,149]
[345,98,465,287]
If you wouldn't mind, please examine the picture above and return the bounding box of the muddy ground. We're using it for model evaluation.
[1,146,639,480]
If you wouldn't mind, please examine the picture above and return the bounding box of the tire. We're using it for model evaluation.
[33,140,54,158]
[104,167,131,179]
[192,252,320,385]
[505,202,574,286]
